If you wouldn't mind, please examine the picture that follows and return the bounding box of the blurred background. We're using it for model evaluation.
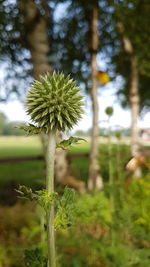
[0,0,150,266]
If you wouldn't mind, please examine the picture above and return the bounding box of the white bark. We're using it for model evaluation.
[117,22,141,177]
[20,0,51,79]
[88,6,103,190]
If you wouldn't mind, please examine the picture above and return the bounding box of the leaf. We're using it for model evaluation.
[16,185,58,210]
[56,136,86,150]
[35,190,58,210]
[15,185,37,201]
[17,123,46,135]
[54,187,76,230]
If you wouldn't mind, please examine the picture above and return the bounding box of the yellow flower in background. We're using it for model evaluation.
[96,70,110,84]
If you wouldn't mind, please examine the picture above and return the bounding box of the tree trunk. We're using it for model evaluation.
[129,55,141,177]
[88,5,103,191]
[117,22,141,177]
[20,0,51,79]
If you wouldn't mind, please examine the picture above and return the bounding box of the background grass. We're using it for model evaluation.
[0,136,42,157]
[0,136,132,188]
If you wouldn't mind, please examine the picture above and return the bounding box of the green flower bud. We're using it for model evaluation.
[26,72,84,132]
[105,106,114,117]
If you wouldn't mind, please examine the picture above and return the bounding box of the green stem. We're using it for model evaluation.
[108,119,114,211]
[108,118,115,245]
[46,131,56,267]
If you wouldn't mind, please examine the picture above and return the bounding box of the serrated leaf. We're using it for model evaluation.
[54,187,76,230]
[56,136,86,150]
[17,124,46,135]
[15,185,38,201]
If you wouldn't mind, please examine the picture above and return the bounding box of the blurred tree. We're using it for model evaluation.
[0,0,54,100]
[0,112,26,135]
[3,121,26,136]
[87,1,103,190]
[52,0,106,190]
[0,112,7,135]
[117,21,141,177]
[102,0,150,111]
[106,0,150,177]
[74,130,87,137]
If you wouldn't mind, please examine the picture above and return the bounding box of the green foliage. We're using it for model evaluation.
[0,202,37,266]
[16,185,38,201]
[16,186,76,230]
[16,185,57,210]
[24,248,47,267]
[3,121,26,136]
[1,178,150,266]
[55,188,76,230]
[26,72,84,132]
[127,177,150,238]
[108,0,150,111]
[36,190,58,211]
[0,112,26,136]
[0,112,7,135]
[75,191,111,225]
[57,136,86,150]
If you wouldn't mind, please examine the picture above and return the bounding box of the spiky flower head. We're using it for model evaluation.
[26,72,84,132]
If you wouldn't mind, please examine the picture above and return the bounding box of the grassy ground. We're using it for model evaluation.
[0,136,130,187]
[0,136,90,186]
[0,136,42,157]
[0,137,43,187]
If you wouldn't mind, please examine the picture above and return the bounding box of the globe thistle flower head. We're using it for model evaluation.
[26,72,84,132]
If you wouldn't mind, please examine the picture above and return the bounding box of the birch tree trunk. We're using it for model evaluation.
[129,55,141,177]
[88,5,103,190]
[20,0,51,79]
[117,22,141,177]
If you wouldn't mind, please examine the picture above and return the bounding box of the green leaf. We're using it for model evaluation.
[56,136,86,150]
[15,185,37,201]
[36,190,58,210]
[17,123,46,135]
[55,187,76,230]
[16,186,58,210]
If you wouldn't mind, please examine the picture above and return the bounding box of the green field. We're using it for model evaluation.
[0,136,90,185]
[0,136,42,157]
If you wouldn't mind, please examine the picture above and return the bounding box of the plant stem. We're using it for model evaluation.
[107,118,115,245]
[108,118,114,212]
[46,130,56,267]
